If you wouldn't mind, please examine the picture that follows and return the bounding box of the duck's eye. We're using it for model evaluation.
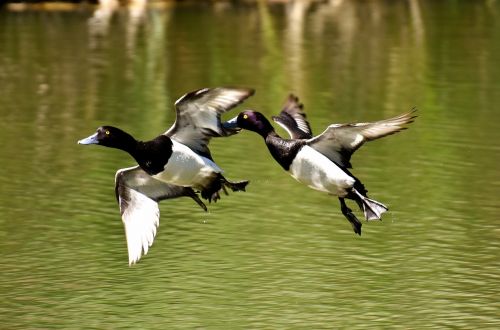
[105,130,110,135]
[243,114,248,120]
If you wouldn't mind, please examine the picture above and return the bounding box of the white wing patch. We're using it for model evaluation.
[120,187,160,265]
[350,133,364,148]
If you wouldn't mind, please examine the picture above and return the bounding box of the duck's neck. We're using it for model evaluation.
[106,131,139,155]
[118,135,173,176]
[252,125,276,139]
[246,117,305,170]
[265,133,306,171]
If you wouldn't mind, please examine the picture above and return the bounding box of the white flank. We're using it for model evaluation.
[153,140,222,189]
[288,146,355,196]
[120,187,160,265]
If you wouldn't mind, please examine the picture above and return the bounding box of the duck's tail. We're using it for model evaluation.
[352,189,388,221]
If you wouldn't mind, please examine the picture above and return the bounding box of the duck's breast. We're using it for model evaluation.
[152,140,222,188]
[288,146,355,196]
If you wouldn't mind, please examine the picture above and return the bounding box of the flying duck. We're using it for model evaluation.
[78,87,254,264]
[224,94,416,235]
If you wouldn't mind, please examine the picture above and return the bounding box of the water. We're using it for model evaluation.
[1,1,500,328]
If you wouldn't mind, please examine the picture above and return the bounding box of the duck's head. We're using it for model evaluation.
[78,126,136,150]
[225,110,275,137]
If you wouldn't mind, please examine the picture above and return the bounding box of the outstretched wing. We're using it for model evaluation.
[307,109,417,168]
[272,94,313,139]
[164,87,255,158]
[115,166,207,265]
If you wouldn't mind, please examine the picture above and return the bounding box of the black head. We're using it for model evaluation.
[235,110,275,137]
[78,126,136,150]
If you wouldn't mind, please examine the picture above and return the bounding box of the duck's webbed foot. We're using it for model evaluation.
[339,197,362,235]
[201,175,249,203]
[222,177,249,192]
[201,188,221,203]
[200,178,222,203]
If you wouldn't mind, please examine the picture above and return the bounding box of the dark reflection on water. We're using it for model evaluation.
[1,1,500,328]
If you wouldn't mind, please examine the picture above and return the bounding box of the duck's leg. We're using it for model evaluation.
[339,197,362,235]
[185,189,208,211]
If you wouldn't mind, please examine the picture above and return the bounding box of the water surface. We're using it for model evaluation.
[1,1,499,328]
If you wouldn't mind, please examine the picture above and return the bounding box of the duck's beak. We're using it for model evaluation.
[222,116,241,135]
[78,132,99,145]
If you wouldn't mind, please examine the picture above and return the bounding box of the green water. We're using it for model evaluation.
[1,1,499,328]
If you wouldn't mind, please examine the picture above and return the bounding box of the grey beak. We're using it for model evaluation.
[78,132,99,145]
[222,116,241,136]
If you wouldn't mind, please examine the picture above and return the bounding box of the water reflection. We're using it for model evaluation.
[88,0,119,40]
[125,0,147,55]
[1,1,500,328]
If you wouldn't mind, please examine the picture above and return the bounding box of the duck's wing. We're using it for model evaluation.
[164,87,255,158]
[307,109,417,168]
[272,94,313,139]
[115,166,207,265]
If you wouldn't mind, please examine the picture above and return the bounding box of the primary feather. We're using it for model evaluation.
[272,94,313,140]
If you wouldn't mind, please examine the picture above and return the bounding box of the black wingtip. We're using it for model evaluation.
[287,93,300,103]
[283,93,304,110]
[407,106,418,121]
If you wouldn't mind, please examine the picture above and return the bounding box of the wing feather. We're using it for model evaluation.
[307,108,417,168]
[165,87,255,158]
[272,94,313,139]
[115,166,207,265]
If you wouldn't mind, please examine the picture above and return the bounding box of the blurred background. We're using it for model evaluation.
[1,0,499,328]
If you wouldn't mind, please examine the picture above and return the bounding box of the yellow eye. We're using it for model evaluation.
[105,130,110,135]
[243,114,248,119]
